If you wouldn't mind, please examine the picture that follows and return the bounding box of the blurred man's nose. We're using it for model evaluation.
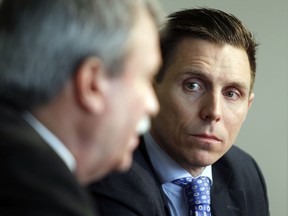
[147,88,159,116]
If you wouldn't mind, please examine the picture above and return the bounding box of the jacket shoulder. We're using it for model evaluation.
[213,145,269,216]
[89,147,168,216]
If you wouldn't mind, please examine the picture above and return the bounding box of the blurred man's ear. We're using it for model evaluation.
[248,92,254,109]
[74,57,109,114]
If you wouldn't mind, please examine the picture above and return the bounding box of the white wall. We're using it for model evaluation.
[158,0,288,215]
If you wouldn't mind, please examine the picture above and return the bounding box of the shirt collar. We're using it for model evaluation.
[23,111,76,172]
[144,132,213,184]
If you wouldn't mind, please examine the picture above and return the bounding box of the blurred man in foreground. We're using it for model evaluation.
[0,0,161,215]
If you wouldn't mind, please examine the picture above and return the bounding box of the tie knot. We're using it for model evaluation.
[172,177,193,186]
[172,176,210,187]
[172,176,211,205]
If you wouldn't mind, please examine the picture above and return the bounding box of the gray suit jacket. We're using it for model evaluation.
[90,137,269,216]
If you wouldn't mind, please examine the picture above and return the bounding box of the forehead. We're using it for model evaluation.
[165,38,251,87]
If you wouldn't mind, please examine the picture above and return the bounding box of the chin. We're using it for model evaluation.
[192,152,217,166]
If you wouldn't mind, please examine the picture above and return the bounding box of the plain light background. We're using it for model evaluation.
[157,0,288,215]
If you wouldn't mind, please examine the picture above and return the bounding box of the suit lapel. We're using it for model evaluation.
[211,160,247,216]
[139,137,171,216]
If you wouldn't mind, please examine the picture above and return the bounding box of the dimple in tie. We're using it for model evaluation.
[172,176,211,216]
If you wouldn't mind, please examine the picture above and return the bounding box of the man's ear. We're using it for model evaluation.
[248,92,254,109]
[74,57,109,114]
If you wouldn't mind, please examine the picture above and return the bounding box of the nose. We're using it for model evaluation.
[200,92,222,122]
[146,87,160,117]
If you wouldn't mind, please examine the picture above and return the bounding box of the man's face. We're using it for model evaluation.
[98,10,161,173]
[151,38,254,176]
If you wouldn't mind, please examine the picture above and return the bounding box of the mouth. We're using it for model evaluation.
[191,134,222,143]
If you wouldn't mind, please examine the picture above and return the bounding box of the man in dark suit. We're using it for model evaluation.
[0,0,162,215]
[89,8,270,216]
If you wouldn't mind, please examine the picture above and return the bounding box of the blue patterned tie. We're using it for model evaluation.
[172,176,211,216]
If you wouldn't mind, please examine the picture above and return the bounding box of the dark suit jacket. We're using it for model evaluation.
[90,137,269,216]
[0,104,97,216]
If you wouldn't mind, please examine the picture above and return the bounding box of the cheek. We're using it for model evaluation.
[118,84,141,113]
[156,94,189,134]
[225,109,248,141]
[118,88,147,134]
[166,93,196,123]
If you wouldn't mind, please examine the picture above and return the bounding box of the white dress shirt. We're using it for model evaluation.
[144,132,213,216]
[23,112,76,172]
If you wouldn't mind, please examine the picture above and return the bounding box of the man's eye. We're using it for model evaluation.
[184,82,201,91]
[224,91,240,99]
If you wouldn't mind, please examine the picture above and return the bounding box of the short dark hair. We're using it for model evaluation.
[156,8,258,92]
[0,0,161,110]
